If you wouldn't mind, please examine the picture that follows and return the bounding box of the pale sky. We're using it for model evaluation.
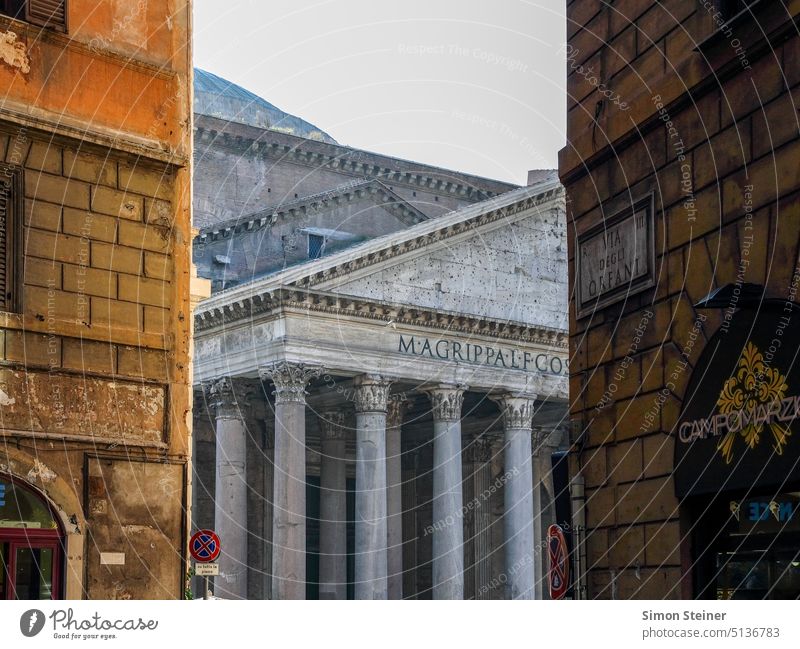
[193,1,566,185]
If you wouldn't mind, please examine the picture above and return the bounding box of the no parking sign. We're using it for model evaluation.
[190,529,221,563]
[547,524,569,600]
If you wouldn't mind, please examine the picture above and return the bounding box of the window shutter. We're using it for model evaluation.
[0,178,8,312]
[0,165,21,313]
[25,0,67,32]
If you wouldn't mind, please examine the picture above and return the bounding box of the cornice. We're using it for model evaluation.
[0,15,179,80]
[194,116,516,202]
[196,179,429,241]
[194,286,568,350]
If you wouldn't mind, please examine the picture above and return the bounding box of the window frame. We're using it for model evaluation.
[0,162,23,314]
[0,474,65,600]
[307,233,326,260]
[0,0,68,33]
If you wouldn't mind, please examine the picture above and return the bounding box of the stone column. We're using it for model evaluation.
[465,432,494,599]
[318,411,348,600]
[208,377,251,600]
[492,394,537,600]
[245,396,267,601]
[386,398,407,599]
[262,416,275,599]
[400,441,419,599]
[533,426,562,600]
[462,437,476,601]
[425,384,467,600]
[353,374,392,600]
[259,362,322,600]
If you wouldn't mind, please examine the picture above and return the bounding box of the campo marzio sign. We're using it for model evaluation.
[674,304,800,498]
[397,335,567,375]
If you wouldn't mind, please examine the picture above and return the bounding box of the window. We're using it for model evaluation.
[308,234,325,259]
[0,476,64,600]
[0,164,22,313]
[0,0,68,32]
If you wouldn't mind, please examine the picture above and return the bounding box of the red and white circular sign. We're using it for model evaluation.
[190,529,221,563]
[547,524,569,600]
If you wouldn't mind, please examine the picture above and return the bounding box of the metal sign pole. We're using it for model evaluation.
[204,575,209,600]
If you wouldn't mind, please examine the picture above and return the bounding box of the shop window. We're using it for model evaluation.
[0,0,68,32]
[0,476,63,600]
[0,164,22,313]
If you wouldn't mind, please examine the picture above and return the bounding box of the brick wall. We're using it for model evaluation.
[560,1,800,598]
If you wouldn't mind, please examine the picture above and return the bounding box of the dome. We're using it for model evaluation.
[194,68,337,144]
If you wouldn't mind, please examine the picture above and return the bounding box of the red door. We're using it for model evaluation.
[0,477,64,600]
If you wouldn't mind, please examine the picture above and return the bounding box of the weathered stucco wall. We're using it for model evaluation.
[0,0,193,600]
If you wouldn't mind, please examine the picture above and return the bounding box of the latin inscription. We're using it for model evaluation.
[576,196,654,316]
[397,335,567,375]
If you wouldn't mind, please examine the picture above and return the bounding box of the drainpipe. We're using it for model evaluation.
[570,474,587,600]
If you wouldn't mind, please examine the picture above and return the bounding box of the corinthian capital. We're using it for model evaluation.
[532,427,558,456]
[465,433,494,463]
[491,393,536,430]
[319,411,347,441]
[353,375,393,413]
[386,398,410,429]
[206,376,252,420]
[259,361,323,404]
[425,384,467,422]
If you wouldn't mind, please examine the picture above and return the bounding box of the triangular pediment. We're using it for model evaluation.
[198,180,567,331]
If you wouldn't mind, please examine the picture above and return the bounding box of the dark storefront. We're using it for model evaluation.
[676,298,800,599]
[0,476,64,600]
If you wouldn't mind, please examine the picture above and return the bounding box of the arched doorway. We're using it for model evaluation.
[0,475,64,599]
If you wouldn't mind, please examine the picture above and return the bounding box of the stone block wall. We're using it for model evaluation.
[561,1,800,598]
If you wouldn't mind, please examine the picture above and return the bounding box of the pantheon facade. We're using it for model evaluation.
[190,71,569,600]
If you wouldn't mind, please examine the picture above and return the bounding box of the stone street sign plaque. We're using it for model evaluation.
[576,194,655,317]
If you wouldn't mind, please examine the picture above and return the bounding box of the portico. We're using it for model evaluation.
[192,181,569,599]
